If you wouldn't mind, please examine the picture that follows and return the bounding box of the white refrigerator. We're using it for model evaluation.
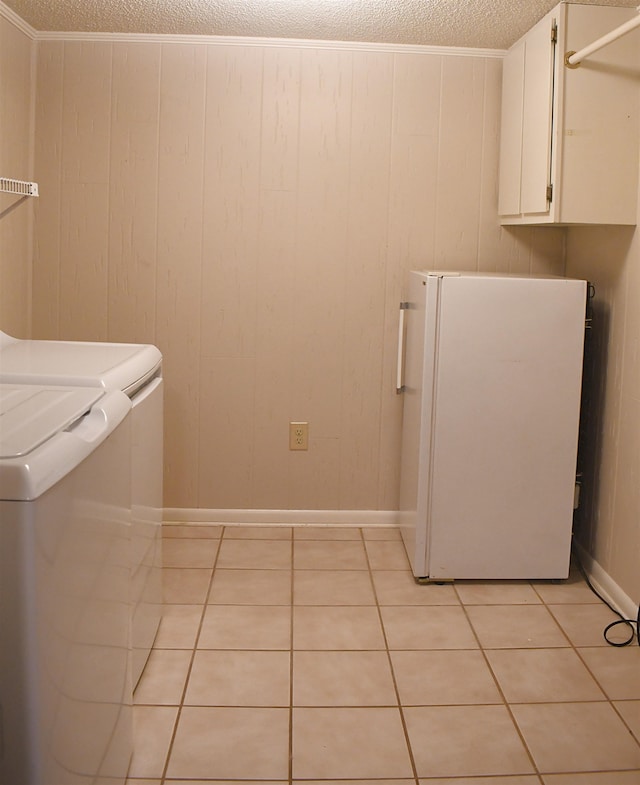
[397,271,587,580]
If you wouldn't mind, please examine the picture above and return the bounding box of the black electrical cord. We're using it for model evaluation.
[575,557,639,647]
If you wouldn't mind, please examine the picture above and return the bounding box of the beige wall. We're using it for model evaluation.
[566,173,640,605]
[2,6,635,605]
[0,14,33,336]
[31,38,566,511]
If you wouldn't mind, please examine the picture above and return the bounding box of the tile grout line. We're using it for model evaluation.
[534,579,620,712]
[456,578,640,778]
[158,526,224,784]
[361,527,421,785]
[534,579,640,757]
[452,581,544,783]
[289,529,295,785]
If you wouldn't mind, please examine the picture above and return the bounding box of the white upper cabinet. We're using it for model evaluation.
[498,2,640,225]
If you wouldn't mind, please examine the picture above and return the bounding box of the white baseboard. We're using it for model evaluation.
[163,508,399,528]
[573,540,639,621]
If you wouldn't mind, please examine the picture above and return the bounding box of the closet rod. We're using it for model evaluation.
[0,178,39,197]
[565,7,640,67]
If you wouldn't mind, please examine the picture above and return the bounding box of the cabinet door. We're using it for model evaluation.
[498,41,525,216]
[499,2,638,225]
[520,13,556,215]
[559,4,639,224]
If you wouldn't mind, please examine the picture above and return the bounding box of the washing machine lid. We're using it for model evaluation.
[0,384,131,501]
[0,384,104,459]
[0,332,161,396]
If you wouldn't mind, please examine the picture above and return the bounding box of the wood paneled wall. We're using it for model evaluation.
[0,15,33,336]
[567,209,640,608]
[32,38,566,510]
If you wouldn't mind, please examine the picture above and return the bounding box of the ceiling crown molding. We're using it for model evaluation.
[0,0,36,37]
[32,28,506,57]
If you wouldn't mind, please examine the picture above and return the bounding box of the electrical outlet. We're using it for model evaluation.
[289,422,309,451]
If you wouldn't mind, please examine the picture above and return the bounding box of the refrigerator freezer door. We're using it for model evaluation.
[427,274,586,579]
[398,272,441,577]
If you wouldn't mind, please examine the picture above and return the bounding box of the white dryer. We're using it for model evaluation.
[0,331,163,687]
[0,383,133,785]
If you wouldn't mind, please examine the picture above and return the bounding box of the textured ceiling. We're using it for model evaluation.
[3,0,639,49]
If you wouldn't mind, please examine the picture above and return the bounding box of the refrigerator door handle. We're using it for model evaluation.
[396,302,409,394]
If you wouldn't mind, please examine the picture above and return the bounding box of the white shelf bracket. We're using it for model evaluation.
[565,6,640,68]
[0,178,39,197]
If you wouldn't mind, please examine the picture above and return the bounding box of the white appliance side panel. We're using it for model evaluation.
[130,377,164,687]
[0,413,132,785]
[398,272,440,577]
[427,275,586,579]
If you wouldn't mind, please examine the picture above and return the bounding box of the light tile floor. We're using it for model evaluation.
[127,524,640,784]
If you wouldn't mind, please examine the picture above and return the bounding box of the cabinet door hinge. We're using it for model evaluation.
[551,21,558,44]
[546,184,553,203]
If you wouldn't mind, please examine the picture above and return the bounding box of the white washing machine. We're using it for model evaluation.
[0,331,163,687]
[0,383,133,785]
